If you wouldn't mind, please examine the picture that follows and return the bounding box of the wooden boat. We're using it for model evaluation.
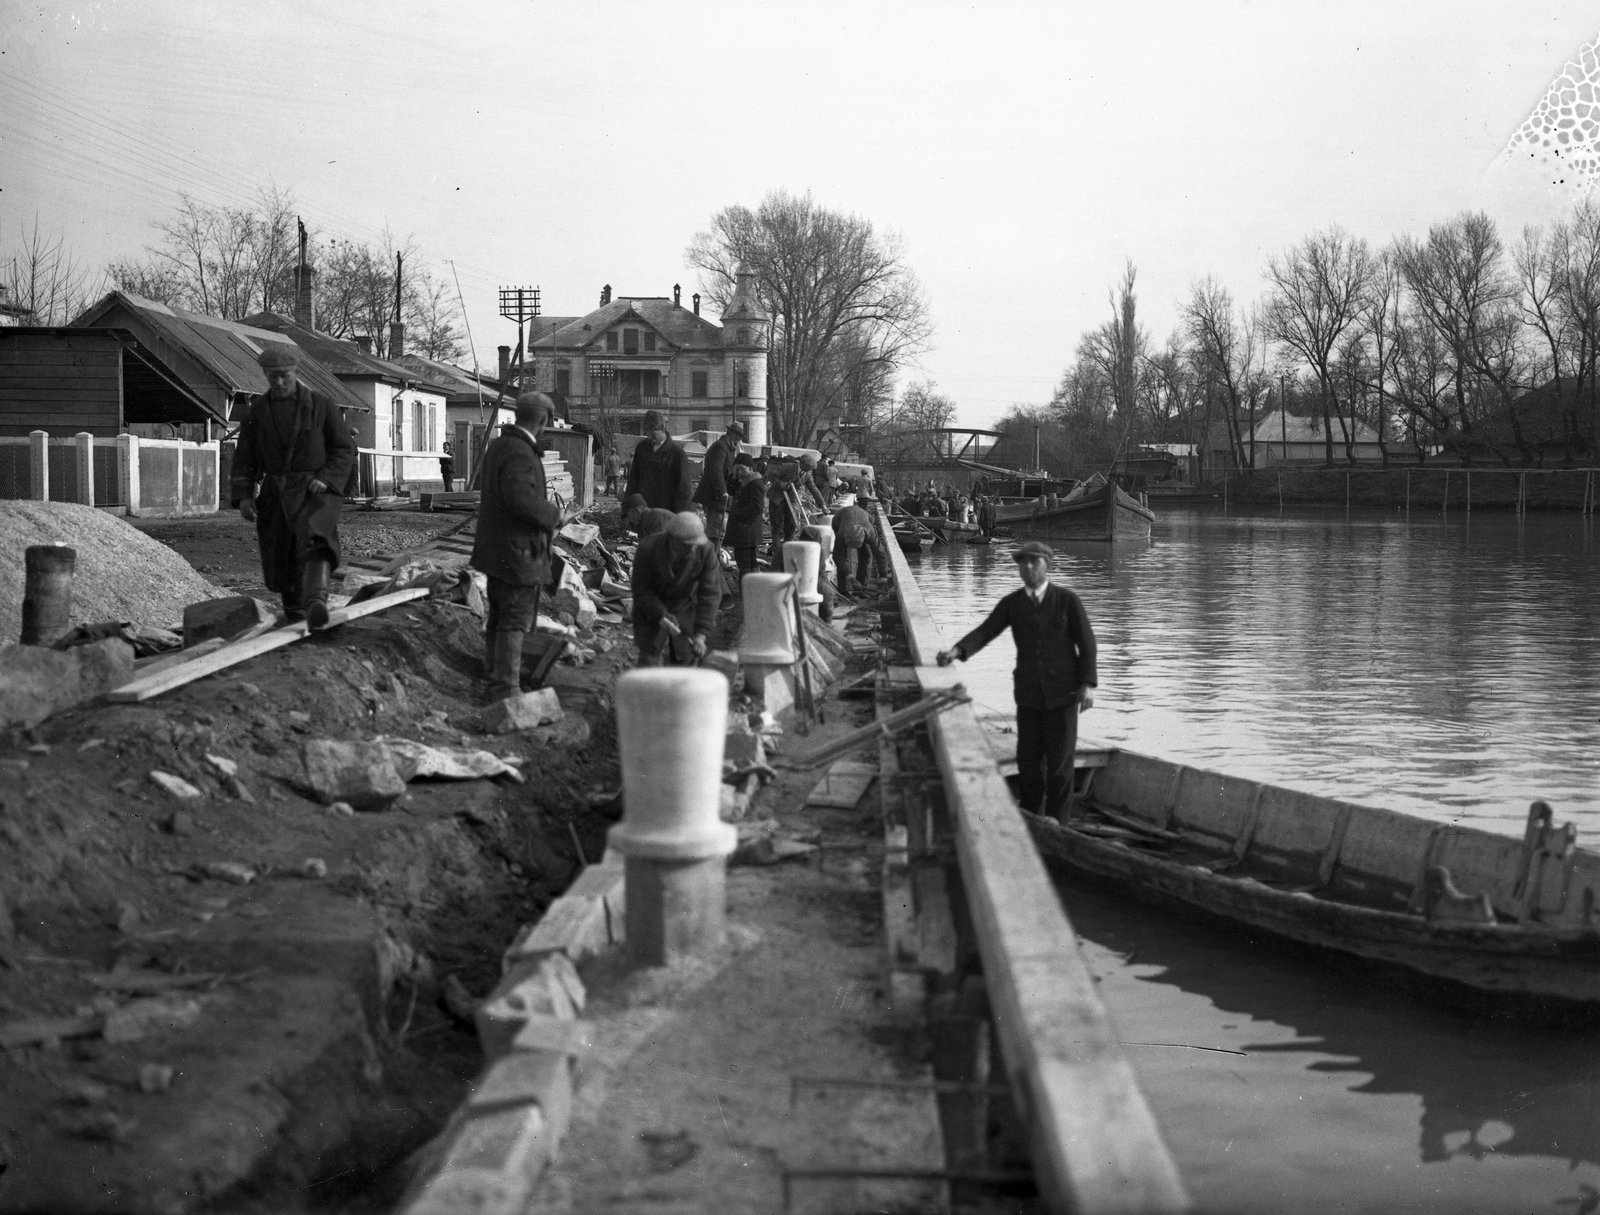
[893,523,935,553]
[994,481,1155,541]
[1020,743,1600,1018]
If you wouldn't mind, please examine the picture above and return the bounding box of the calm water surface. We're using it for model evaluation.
[906,506,1600,1214]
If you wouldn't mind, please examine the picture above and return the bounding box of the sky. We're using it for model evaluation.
[3,0,1596,430]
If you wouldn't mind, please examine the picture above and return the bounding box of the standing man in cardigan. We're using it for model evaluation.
[471,392,563,701]
[232,344,355,630]
[936,541,1096,821]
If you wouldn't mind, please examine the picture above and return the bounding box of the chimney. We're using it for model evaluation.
[389,322,405,360]
[693,293,701,317]
[673,283,681,307]
[355,335,372,355]
[294,218,315,329]
[498,345,511,383]
[601,284,612,306]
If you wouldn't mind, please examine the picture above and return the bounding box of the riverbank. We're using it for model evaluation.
[1213,464,1598,511]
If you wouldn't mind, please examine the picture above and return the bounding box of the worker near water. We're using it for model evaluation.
[233,344,355,631]
[693,420,744,546]
[631,511,722,666]
[626,410,692,512]
[830,500,890,597]
[936,541,1096,822]
[621,492,674,539]
[471,392,563,702]
[726,464,768,581]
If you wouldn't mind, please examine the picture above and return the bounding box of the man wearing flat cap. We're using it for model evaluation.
[625,409,692,513]
[231,342,356,629]
[630,511,722,666]
[471,392,563,701]
[937,541,1097,821]
[692,420,744,546]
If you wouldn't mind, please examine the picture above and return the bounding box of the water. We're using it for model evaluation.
[906,505,1600,1214]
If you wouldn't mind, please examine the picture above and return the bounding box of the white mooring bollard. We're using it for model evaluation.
[782,540,822,610]
[737,572,798,665]
[609,668,738,967]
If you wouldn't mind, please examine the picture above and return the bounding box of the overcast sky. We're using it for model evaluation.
[3,1,1594,428]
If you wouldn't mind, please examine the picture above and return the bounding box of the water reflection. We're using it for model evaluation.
[909,506,1600,841]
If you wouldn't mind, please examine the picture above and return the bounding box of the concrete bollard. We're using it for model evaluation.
[783,540,822,610]
[737,572,797,665]
[609,669,737,967]
[21,545,75,646]
[805,523,836,585]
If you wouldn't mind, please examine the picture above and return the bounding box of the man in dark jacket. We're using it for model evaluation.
[830,501,890,595]
[232,344,355,630]
[692,421,743,545]
[937,541,1096,821]
[625,409,692,511]
[631,512,722,666]
[470,392,563,701]
[726,465,767,578]
[621,493,674,539]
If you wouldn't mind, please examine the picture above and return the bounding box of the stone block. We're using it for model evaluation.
[301,739,406,812]
[0,638,135,729]
[182,595,271,648]
[470,1050,574,1146]
[503,894,608,967]
[511,1015,591,1057]
[440,1102,549,1181]
[482,688,564,735]
[742,663,794,719]
[476,955,577,1062]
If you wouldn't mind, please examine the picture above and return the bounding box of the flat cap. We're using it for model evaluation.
[664,511,706,542]
[1012,540,1054,561]
[621,493,647,514]
[643,409,666,431]
[799,452,819,467]
[514,391,555,424]
[257,343,301,370]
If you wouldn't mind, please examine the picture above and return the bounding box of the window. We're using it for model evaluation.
[692,371,708,398]
[690,417,711,433]
[555,369,570,396]
[606,331,618,352]
[643,332,656,352]
[392,400,405,450]
[736,369,750,397]
[737,327,749,345]
[412,400,425,452]
[427,404,438,451]
[624,329,639,354]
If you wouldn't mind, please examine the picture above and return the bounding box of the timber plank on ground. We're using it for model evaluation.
[878,504,1190,1215]
[106,588,431,703]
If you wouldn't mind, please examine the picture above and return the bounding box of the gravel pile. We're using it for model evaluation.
[0,502,225,641]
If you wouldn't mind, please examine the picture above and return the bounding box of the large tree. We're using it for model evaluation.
[686,191,930,446]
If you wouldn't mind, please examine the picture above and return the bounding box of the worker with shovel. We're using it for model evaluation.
[232,344,355,630]
[630,511,722,666]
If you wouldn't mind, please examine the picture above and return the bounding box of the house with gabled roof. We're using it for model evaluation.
[526,270,770,445]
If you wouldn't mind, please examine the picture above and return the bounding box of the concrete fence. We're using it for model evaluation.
[0,430,220,517]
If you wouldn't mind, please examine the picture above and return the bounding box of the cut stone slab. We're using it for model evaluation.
[0,637,135,729]
[182,595,272,648]
[483,688,564,735]
[302,739,407,812]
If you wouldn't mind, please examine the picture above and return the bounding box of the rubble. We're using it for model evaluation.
[0,637,135,729]
[182,595,273,648]
[148,771,203,800]
[102,995,202,1044]
[302,738,408,812]
[482,688,565,735]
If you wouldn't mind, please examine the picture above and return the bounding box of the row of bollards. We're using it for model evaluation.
[21,543,76,646]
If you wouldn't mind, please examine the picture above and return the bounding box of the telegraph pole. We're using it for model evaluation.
[498,286,541,393]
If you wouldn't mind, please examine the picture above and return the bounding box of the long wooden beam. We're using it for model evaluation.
[877,507,1190,1214]
[106,588,431,703]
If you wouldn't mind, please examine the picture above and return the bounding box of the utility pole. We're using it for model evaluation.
[498,286,541,394]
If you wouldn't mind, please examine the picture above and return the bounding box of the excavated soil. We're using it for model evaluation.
[0,507,636,1214]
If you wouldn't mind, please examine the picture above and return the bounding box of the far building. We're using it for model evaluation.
[525,269,770,445]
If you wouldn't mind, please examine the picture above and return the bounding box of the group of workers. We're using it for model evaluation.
[231,359,1093,821]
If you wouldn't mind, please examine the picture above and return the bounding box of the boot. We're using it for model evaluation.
[281,587,306,624]
[485,630,525,702]
[302,557,333,632]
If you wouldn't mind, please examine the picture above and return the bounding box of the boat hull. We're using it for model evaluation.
[996,483,1154,541]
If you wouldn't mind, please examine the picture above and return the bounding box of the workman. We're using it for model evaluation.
[439,441,455,492]
[693,420,744,546]
[621,492,674,539]
[726,464,768,579]
[831,501,891,596]
[937,541,1096,821]
[232,344,355,630]
[603,442,624,495]
[625,409,692,511]
[470,392,563,701]
[631,511,722,666]
[766,457,804,551]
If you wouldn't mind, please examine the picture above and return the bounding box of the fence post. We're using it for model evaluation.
[73,432,95,507]
[118,433,141,516]
[208,442,220,513]
[1405,469,1410,513]
[27,430,48,501]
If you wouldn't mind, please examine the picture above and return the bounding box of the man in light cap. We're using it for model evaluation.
[692,420,744,545]
[471,392,563,700]
[630,510,722,665]
[625,408,691,512]
[231,342,356,629]
[937,540,1096,821]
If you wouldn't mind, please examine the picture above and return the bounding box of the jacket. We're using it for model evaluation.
[626,436,692,512]
[471,427,562,587]
[726,477,768,549]
[954,583,1098,710]
[693,434,739,509]
[630,531,723,639]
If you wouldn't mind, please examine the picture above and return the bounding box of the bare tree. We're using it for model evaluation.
[1077,261,1146,421]
[2,218,98,324]
[1184,276,1266,468]
[405,265,467,362]
[1264,226,1374,465]
[687,191,931,446]
[1516,201,1600,457]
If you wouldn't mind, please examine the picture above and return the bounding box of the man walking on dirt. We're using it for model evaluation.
[232,344,355,630]
[471,392,563,701]
[625,410,691,512]
[937,541,1096,821]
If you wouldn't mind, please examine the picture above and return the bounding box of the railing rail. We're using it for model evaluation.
[877,504,1190,1214]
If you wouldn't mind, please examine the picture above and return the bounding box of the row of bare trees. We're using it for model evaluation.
[1011,205,1600,475]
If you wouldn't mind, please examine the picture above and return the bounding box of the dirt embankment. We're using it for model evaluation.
[0,509,636,1214]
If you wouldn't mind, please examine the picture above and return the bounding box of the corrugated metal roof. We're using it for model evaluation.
[240,312,445,392]
[394,353,507,401]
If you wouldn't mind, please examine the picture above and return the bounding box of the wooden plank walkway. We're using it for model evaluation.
[877,506,1190,1214]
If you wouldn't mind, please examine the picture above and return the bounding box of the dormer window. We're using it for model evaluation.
[605,331,618,352]
[737,327,749,345]
[644,332,656,352]
[624,329,639,354]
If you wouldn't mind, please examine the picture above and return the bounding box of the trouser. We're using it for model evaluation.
[704,505,727,545]
[734,547,760,578]
[1016,701,1079,821]
[441,467,454,492]
[633,607,696,667]
[484,578,542,701]
[605,475,621,494]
